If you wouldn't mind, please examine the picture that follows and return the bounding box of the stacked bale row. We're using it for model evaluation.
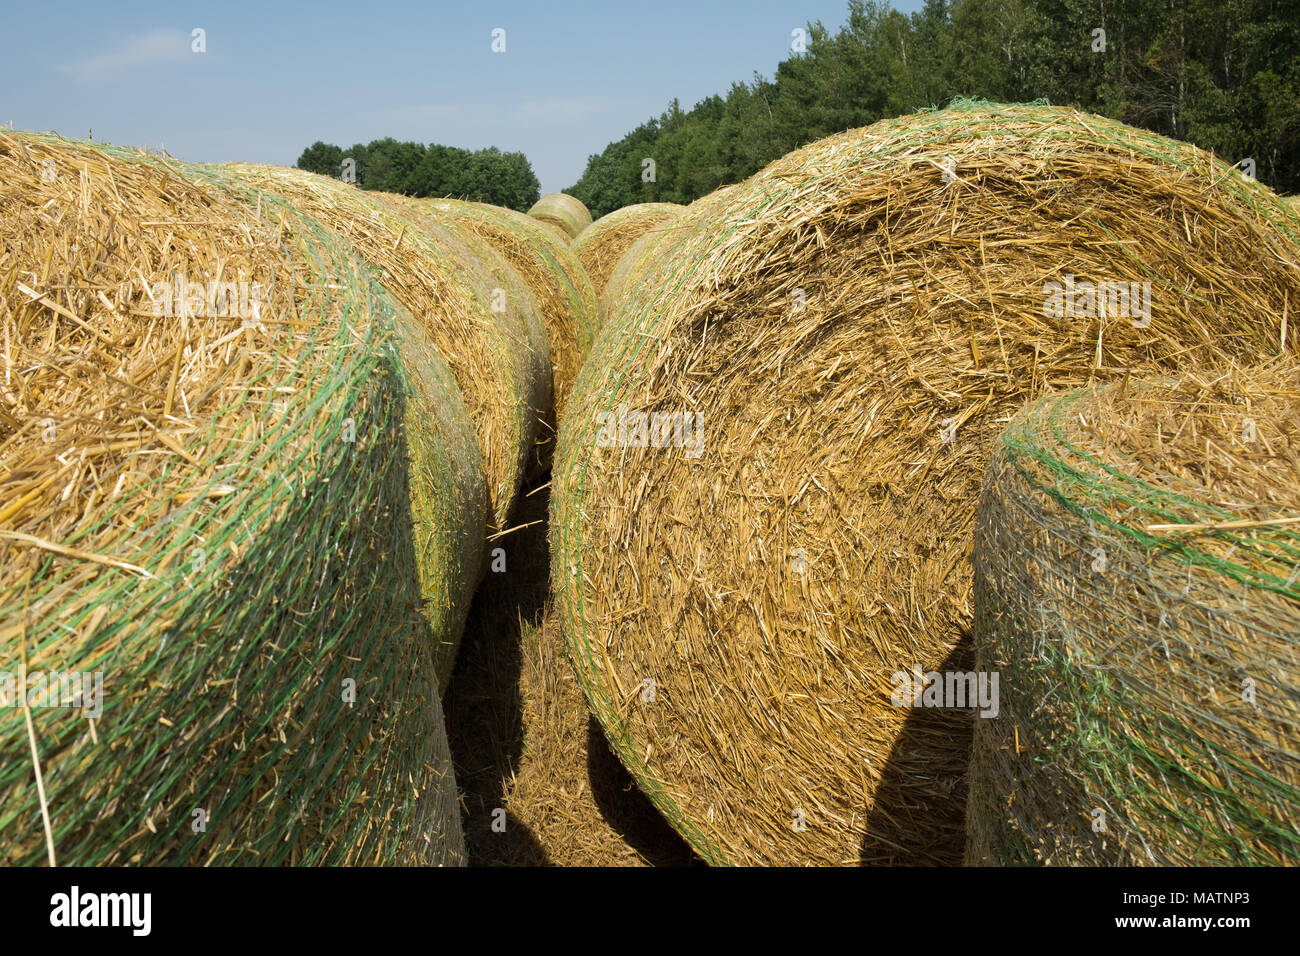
[572,203,681,321]
[0,134,478,864]
[396,196,598,424]
[551,101,1300,865]
[223,165,552,543]
[969,365,1300,865]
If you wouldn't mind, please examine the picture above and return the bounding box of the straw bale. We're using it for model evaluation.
[968,364,1300,865]
[394,196,596,430]
[551,101,1300,865]
[0,134,477,864]
[527,193,592,242]
[572,203,681,306]
[224,165,547,533]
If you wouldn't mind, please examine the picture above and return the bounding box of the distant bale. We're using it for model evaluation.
[227,165,550,534]
[552,101,1300,865]
[398,196,598,427]
[969,365,1300,865]
[572,203,682,304]
[528,193,592,241]
[0,133,474,865]
[599,230,660,327]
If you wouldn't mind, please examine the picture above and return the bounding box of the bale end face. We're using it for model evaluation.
[527,192,593,241]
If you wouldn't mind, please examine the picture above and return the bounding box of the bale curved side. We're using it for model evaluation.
[413,198,596,420]
[225,165,543,534]
[418,209,553,481]
[0,134,477,864]
[527,192,592,241]
[968,366,1300,865]
[552,101,1300,865]
[572,203,682,305]
[597,215,698,336]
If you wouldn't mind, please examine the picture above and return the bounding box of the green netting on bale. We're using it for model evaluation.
[379,195,560,476]
[194,165,490,688]
[967,371,1300,866]
[222,165,544,536]
[0,135,480,865]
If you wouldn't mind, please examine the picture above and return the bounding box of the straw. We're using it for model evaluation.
[222,164,546,533]
[1,133,472,865]
[968,362,1300,865]
[527,193,593,241]
[551,100,1300,865]
[572,203,682,315]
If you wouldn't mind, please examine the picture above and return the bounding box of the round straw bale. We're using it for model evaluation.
[0,134,477,865]
[402,204,553,481]
[225,165,548,532]
[572,203,682,302]
[394,196,596,428]
[598,191,737,329]
[598,230,657,326]
[552,101,1300,865]
[968,364,1300,865]
[527,192,593,241]
[597,215,700,334]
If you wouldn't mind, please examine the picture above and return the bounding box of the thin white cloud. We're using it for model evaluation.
[61,28,195,81]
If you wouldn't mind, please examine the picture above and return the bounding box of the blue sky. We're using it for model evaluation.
[0,0,925,193]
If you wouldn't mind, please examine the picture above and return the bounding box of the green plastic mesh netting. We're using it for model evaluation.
[968,365,1299,865]
[0,133,482,865]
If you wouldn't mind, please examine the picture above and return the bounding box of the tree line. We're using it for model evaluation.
[567,0,1300,217]
[296,139,541,211]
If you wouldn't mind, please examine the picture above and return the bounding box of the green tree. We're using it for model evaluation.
[296,141,344,177]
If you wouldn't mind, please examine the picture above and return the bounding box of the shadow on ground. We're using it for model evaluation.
[586,716,702,867]
[444,476,698,866]
[443,480,551,866]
